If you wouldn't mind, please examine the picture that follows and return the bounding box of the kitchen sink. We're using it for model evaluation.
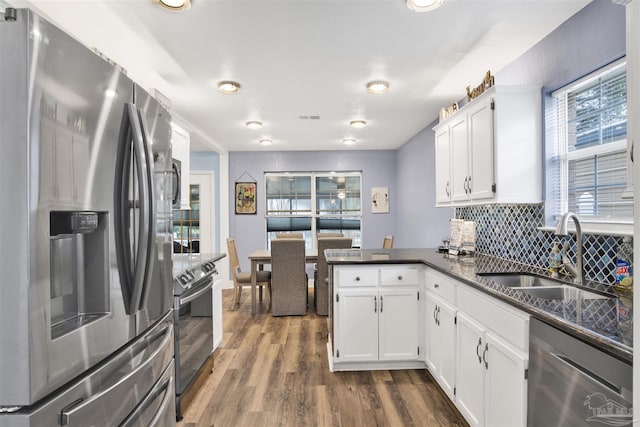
[477,272,564,288]
[515,285,611,300]
[478,272,615,301]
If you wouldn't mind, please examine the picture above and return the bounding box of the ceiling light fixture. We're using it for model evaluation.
[259,139,272,146]
[218,81,241,94]
[366,80,389,94]
[406,0,443,12]
[342,138,356,146]
[350,120,367,128]
[245,120,262,130]
[153,0,191,12]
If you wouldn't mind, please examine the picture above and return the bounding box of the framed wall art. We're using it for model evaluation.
[371,187,389,214]
[235,181,257,214]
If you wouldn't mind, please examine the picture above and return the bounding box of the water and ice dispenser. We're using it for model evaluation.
[49,211,109,339]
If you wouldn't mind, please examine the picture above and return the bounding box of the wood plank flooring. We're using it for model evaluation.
[177,288,468,427]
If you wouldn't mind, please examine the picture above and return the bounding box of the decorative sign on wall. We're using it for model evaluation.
[235,172,257,214]
[371,187,389,214]
[466,70,495,102]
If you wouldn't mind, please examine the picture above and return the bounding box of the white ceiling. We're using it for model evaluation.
[8,0,591,152]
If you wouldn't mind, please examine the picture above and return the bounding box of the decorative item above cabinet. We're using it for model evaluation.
[432,86,542,207]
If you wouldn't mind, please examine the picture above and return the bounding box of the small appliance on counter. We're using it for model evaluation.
[172,253,226,421]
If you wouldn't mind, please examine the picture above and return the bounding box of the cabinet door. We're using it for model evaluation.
[434,126,452,204]
[456,312,485,427]
[424,293,438,373]
[484,332,527,427]
[379,288,419,361]
[437,299,457,401]
[450,116,469,202]
[426,292,457,400]
[335,288,378,362]
[468,98,494,201]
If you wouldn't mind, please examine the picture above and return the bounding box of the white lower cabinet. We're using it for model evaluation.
[335,287,419,362]
[335,288,379,362]
[424,292,456,400]
[455,300,528,427]
[332,266,421,370]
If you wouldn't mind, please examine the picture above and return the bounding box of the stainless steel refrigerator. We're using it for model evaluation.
[0,8,176,426]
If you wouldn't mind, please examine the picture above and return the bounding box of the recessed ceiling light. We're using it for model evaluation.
[246,120,263,130]
[218,81,241,94]
[366,80,389,94]
[342,138,356,145]
[406,0,443,12]
[350,120,367,128]
[153,0,191,12]
[259,139,273,146]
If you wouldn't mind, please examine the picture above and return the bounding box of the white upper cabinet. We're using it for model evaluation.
[433,86,542,207]
[171,122,191,210]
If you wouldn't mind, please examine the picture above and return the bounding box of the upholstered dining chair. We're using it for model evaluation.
[315,237,352,316]
[275,232,304,239]
[227,238,271,310]
[270,238,308,316]
[383,235,394,249]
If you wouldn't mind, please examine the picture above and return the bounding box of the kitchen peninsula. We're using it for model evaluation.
[326,248,632,427]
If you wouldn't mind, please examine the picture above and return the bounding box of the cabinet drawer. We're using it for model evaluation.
[457,286,529,352]
[425,270,456,304]
[337,268,379,286]
[380,268,419,286]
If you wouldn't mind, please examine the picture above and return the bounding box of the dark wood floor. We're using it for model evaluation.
[177,288,467,427]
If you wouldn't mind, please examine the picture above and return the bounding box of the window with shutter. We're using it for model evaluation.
[265,172,362,248]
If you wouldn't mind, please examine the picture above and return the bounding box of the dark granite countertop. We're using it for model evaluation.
[326,248,633,363]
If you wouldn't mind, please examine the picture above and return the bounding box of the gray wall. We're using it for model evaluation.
[228,150,396,271]
[395,124,453,248]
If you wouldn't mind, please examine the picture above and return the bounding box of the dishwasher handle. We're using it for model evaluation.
[551,352,622,395]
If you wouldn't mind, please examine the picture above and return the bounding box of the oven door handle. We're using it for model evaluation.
[179,279,213,306]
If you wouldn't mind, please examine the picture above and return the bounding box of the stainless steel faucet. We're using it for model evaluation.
[554,212,586,285]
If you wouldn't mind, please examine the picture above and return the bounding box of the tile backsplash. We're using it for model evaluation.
[455,204,629,285]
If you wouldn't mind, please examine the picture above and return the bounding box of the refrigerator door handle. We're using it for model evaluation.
[135,107,157,310]
[114,103,151,315]
[58,321,173,425]
[172,160,181,206]
[119,375,174,427]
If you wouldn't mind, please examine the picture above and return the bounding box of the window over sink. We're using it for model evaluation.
[546,58,633,231]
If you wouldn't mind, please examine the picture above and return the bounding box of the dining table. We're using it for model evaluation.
[248,248,318,315]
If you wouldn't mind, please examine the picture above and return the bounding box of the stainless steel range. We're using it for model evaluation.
[172,253,225,421]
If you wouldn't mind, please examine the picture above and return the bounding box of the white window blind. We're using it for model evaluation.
[550,59,632,222]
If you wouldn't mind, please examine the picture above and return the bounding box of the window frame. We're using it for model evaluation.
[264,171,363,248]
[546,58,633,235]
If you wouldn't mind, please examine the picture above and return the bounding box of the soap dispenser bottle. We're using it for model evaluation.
[548,242,561,275]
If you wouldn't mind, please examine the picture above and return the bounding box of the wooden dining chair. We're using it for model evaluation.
[315,237,352,316]
[383,235,394,249]
[226,238,271,310]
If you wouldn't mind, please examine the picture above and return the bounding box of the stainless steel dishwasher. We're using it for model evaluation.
[527,317,633,427]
